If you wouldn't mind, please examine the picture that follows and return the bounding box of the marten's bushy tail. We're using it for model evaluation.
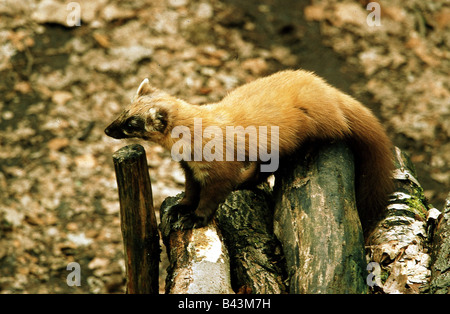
[345,105,394,235]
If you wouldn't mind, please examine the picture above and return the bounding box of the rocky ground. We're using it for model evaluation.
[0,0,448,293]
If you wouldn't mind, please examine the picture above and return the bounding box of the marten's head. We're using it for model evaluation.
[105,78,174,143]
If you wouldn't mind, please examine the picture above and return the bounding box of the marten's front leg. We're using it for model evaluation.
[167,161,200,223]
[179,179,234,229]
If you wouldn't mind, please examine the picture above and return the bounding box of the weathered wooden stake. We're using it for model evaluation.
[113,144,160,294]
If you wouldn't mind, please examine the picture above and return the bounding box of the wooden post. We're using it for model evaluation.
[273,140,368,294]
[113,144,160,294]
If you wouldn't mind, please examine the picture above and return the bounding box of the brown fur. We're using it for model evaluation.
[105,70,394,232]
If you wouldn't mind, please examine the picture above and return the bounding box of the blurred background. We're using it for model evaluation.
[0,0,449,293]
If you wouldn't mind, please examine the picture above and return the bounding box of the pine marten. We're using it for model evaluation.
[105,70,394,232]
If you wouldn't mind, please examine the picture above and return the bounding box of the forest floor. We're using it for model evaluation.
[0,0,449,293]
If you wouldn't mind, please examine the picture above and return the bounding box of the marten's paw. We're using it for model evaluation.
[177,213,208,230]
[167,203,194,223]
[167,204,208,229]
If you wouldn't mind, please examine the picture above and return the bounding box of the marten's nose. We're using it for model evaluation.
[104,123,126,139]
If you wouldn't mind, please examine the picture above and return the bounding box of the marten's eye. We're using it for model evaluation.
[125,117,144,132]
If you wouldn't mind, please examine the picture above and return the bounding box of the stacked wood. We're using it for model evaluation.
[159,141,366,294]
[113,143,449,294]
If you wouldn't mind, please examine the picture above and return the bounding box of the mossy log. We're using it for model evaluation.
[273,140,368,294]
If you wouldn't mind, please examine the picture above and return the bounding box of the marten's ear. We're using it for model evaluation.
[146,107,168,133]
[136,78,157,97]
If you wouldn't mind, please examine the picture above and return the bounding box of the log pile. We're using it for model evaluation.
[112,143,449,294]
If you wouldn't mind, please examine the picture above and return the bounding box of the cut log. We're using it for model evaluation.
[273,140,368,294]
[160,195,234,294]
[113,144,160,294]
[429,192,450,294]
[366,147,432,294]
[216,186,287,294]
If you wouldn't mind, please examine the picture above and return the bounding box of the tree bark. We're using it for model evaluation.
[429,192,450,294]
[113,144,160,294]
[160,195,234,294]
[216,185,287,294]
[273,140,368,294]
[366,147,432,294]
